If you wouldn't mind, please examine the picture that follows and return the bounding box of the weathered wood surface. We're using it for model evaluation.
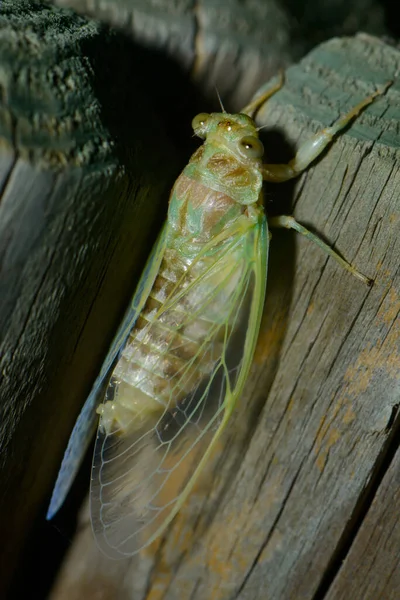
[0,1,181,596]
[326,444,400,599]
[46,33,400,600]
[50,0,389,111]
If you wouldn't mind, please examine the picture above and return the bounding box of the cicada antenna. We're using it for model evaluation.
[215,87,226,113]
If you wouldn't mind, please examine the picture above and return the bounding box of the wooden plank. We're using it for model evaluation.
[50,0,389,111]
[0,1,179,596]
[47,33,400,600]
[51,0,292,110]
[326,444,400,600]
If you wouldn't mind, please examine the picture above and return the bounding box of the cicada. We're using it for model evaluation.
[47,77,390,558]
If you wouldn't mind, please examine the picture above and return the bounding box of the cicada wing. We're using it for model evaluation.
[46,225,169,520]
[90,218,268,558]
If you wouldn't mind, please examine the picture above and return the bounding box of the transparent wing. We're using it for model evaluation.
[90,218,268,558]
[46,225,169,519]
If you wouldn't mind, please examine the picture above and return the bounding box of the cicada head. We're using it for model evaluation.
[191,112,265,165]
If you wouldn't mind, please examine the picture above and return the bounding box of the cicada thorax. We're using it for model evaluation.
[184,130,264,206]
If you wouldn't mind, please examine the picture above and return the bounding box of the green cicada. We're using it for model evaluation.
[47,77,390,558]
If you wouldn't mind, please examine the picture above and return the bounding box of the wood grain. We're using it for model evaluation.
[326,445,400,600]
[47,33,400,600]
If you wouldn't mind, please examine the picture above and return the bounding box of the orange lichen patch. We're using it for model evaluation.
[314,284,400,471]
[342,404,356,425]
[343,346,379,395]
[204,504,286,599]
[378,285,400,328]
[145,509,204,599]
[315,426,341,472]
[205,465,287,594]
[376,267,392,283]
[315,395,358,472]
[145,516,206,598]
[205,506,254,599]
[344,339,400,394]
[209,501,251,551]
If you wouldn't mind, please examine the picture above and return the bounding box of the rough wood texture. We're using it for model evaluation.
[50,0,389,111]
[47,34,400,600]
[326,445,400,599]
[0,1,180,596]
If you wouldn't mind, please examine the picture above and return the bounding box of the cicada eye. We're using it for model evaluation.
[192,113,210,138]
[238,136,264,159]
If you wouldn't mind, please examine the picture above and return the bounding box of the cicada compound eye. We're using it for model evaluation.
[191,113,210,139]
[238,135,264,159]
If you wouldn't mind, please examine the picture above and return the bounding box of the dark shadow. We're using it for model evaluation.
[260,126,297,217]
[9,444,95,600]
[380,0,400,37]
[80,24,211,166]
[279,0,398,48]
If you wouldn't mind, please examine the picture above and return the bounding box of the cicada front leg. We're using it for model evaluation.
[265,82,393,284]
[261,82,392,183]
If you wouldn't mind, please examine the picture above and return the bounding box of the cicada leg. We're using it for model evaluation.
[241,71,284,118]
[261,82,392,183]
[269,215,372,285]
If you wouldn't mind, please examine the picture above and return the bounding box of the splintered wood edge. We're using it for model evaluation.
[48,35,400,600]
